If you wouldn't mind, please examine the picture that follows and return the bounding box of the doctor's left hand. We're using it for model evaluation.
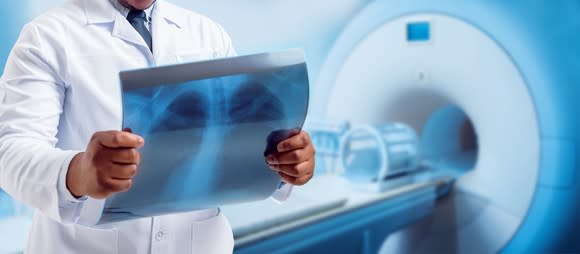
[266,131,315,186]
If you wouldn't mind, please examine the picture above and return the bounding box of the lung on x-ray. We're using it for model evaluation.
[99,50,309,224]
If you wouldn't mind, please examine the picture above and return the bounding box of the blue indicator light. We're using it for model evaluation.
[407,22,430,42]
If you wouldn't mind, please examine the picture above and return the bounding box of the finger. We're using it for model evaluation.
[292,172,313,186]
[106,164,138,180]
[100,178,133,193]
[293,172,313,186]
[267,145,314,165]
[277,131,310,152]
[101,148,140,165]
[93,131,144,149]
[269,160,312,178]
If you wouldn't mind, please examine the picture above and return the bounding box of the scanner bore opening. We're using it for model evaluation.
[420,105,478,173]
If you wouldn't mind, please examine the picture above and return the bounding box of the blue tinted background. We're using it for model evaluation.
[2,1,580,253]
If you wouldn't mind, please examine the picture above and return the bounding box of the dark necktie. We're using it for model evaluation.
[127,9,153,52]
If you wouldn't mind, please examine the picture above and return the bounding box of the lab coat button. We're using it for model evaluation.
[155,231,165,241]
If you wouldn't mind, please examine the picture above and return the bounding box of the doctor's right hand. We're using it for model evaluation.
[66,130,145,199]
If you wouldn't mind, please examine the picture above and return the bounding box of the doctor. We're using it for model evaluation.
[0,0,316,253]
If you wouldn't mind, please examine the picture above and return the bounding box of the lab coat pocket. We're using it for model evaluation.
[73,225,119,254]
[175,49,219,63]
[191,211,234,254]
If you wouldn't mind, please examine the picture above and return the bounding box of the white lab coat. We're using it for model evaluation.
[0,0,291,253]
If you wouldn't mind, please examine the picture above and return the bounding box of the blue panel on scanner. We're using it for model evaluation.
[407,22,430,42]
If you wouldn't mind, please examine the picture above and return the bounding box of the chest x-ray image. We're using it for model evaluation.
[99,50,309,224]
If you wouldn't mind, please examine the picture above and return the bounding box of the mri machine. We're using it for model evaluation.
[232,0,580,253]
[1,0,580,253]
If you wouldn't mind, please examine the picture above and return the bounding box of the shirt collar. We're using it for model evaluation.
[83,0,184,28]
[109,0,156,19]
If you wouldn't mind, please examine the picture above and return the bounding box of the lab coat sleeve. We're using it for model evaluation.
[0,23,85,224]
[214,22,237,58]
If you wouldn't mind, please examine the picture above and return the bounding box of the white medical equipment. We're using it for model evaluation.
[339,123,420,183]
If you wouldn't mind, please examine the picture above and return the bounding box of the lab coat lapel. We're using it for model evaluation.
[151,1,185,63]
[83,0,150,51]
[112,14,150,49]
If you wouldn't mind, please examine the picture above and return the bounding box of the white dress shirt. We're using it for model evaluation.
[110,0,155,31]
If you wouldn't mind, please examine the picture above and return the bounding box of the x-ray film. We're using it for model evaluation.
[98,49,309,224]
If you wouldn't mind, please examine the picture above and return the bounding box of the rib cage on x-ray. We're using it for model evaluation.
[99,53,308,224]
